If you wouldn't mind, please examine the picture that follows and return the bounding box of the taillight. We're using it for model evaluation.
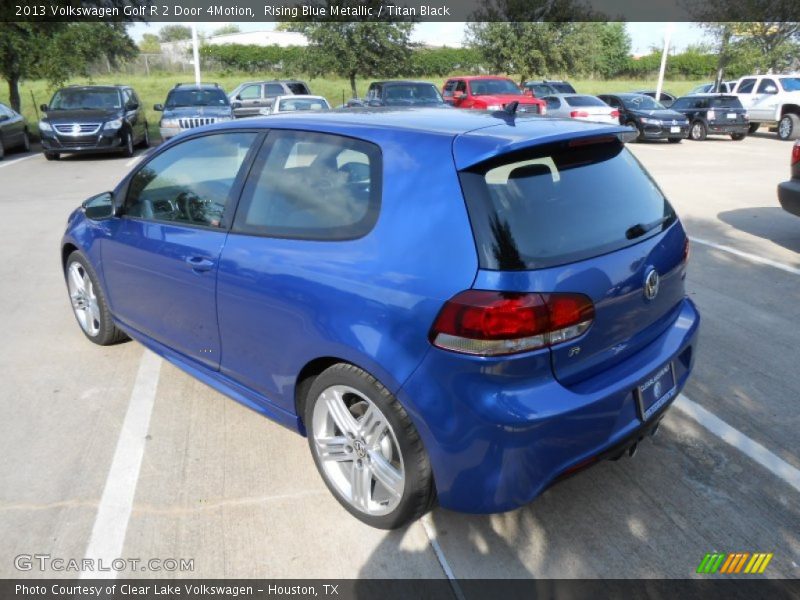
[791,141,800,166]
[570,110,589,118]
[610,110,620,118]
[429,291,594,356]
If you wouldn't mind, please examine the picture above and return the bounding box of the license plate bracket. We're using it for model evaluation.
[635,362,677,421]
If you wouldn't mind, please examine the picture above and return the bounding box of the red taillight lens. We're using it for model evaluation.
[430,291,594,356]
[570,110,590,118]
[791,142,800,166]
[610,109,620,118]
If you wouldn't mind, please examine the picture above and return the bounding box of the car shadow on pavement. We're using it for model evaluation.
[717,207,800,254]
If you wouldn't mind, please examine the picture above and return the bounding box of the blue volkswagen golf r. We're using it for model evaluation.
[62,108,699,529]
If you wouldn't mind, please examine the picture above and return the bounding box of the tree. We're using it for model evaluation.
[290,3,413,98]
[213,24,241,37]
[159,25,192,43]
[595,23,632,78]
[139,33,161,54]
[0,22,137,112]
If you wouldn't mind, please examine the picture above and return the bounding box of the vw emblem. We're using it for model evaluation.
[671,119,677,125]
[644,269,660,300]
[71,123,81,135]
[352,439,367,459]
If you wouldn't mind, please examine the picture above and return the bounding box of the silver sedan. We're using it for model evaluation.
[541,94,620,125]
[260,95,331,115]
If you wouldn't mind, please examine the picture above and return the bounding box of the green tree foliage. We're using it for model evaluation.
[408,47,485,77]
[213,24,241,37]
[159,25,192,43]
[139,33,161,54]
[594,23,632,78]
[289,1,414,97]
[200,45,306,74]
[0,22,136,112]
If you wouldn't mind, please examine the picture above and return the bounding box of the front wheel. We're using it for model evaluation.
[0,138,4,160]
[689,121,707,141]
[305,364,435,529]
[21,130,30,152]
[139,124,150,148]
[121,130,134,158]
[731,133,746,141]
[65,252,128,345]
[778,114,800,141]
[44,151,59,161]
[748,122,760,135]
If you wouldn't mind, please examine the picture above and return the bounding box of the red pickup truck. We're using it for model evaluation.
[442,76,547,114]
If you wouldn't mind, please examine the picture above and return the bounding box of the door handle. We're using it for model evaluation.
[185,256,215,272]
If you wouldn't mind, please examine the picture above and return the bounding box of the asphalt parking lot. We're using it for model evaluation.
[0,132,798,582]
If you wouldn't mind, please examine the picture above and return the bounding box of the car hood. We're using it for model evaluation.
[629,108,687,121]
[162,106,233,118]
[478,94,544,105]
[44,109,121,123]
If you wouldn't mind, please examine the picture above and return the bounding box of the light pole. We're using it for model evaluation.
[655,24,673,102]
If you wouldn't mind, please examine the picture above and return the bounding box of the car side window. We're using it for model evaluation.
[239,85,262,100]
[233,130,382,240]
[456,80,467,94]
[738,79,756,94]
[605,97,621,109]
[125,133,257,228]
[671,98,687,110]
[265,83,284,96]
[442,81,456,97]
[757,78,777,94]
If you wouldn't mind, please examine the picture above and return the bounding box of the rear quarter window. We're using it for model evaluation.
[459,139,676,270]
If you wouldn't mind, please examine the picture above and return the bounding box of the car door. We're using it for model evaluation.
[102,131,260,369]
[234,84,264,117]
[0,103,23,148]
[264,83,285,111]
[216,129,381,409]
[750,78,780,121]
[543,96,563,117]
[735,78,758,114]
[123,89,144,142]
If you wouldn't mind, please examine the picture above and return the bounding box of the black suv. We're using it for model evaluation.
[670,94,749,141]
[39,85,148,160]
[155,83,235,141]
[347,80,447,108]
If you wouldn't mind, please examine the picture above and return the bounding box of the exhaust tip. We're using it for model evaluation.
[628,443,638,458]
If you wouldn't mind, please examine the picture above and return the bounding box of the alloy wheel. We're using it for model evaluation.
[67,262,101,337]
[778,116,792,140]
[311,384,405,516]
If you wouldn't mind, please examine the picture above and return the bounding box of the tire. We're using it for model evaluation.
[304,363,435,529]
[21,130,30,152]
[748,122,760,135]
[667,137,682,144]
[0,138,4,160]
[65,251,128,346]
[730,133,746,141]
[778,113,800,141]
[121,129,134,158]
[689,120,707,141]
[44,152,60,161]
[139,124,150,148]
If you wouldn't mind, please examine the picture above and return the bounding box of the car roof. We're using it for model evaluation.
[525,80,570,84]
[59,85,124,92]
[372,80,437,86]
[605,93,649,98]
[542,93,596,98]
[199,107,628,168]
[172,83,221,90]
[274,95,328,101]
[682,93,738,98]
[448,75,514,81]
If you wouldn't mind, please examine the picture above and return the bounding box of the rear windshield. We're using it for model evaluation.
[552,82,576,93]
[709,96,743,108]
[564,95,606,107]
[459,139,676,270]
[287,82,310,95]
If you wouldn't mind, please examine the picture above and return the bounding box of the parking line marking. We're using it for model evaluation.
[675,394,800,494]
[689,237,800,276]
[80,350,162,579]
[0,153,38,169]
[421,514,465,599]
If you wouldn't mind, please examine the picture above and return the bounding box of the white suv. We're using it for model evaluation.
[733,74,800,140]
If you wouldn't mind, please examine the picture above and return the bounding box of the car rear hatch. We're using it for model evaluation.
[708,96,747,125]
[452,123,688,385]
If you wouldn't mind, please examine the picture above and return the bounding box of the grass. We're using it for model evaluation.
[1,72,706,138]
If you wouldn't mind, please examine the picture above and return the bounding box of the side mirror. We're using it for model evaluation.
[127,102,139,111]
[81,192,115,221]
[231,101,242,110]
[40,104,48,112]
[235,94,242,101]
[153,104,164,111]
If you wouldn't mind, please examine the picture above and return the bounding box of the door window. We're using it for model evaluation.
[757,79,778,94]
[265,83,284,96]
[737,79,756,93]
[125,133,257,228]
[238,85,262,100]
[442,81,456,97]
[233,130,381,240]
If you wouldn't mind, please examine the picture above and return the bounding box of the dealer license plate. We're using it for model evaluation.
[727,113,737,119]
[635,362,677,421]
[670,126,680,133]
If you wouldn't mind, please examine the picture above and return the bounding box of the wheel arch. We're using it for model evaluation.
[61,242,79,272]
[780,104,800,117]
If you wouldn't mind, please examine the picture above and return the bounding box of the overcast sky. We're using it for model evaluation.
[128,22,708,55]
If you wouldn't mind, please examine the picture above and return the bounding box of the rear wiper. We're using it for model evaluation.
[625,215,673,240]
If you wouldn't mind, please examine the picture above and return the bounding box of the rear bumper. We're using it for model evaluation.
[778,178,800,217]
[399,297,700,513]
[708,122,749,135]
